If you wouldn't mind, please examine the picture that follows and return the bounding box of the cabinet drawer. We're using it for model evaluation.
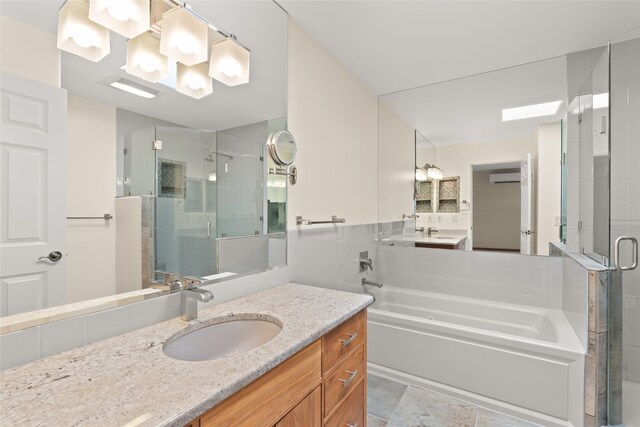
[200,340,321,427]
[322,310,364,373]
[324,344,364,415]
[324,380,364,427]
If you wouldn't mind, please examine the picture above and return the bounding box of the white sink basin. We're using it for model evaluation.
[163,317,282,362]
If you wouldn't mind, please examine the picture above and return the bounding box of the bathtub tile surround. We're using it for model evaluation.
[378,244,563,309]
[367,374,541,427]
[288,222,383,294]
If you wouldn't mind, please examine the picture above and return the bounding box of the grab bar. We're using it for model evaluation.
[67,214,113,220]
[296,215,345,225]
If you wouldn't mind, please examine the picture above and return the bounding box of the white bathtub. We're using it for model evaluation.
[367,286,585,427]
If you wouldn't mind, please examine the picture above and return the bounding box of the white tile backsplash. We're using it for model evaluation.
[0,327,40,370]
[41,316,87,357]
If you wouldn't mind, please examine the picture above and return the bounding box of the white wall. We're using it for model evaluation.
[416,137,537,247]
[287,19,378,227]
[0,15,60,87]
[536,122,562,255]
[66,95,116,303]
[378,101,415,223]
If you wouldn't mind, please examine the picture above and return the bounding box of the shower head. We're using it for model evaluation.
[204,154,215,162]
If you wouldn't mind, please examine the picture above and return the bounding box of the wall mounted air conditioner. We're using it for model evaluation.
[489,173,520,184]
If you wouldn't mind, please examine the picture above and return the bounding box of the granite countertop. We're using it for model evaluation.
[0,283,373,426]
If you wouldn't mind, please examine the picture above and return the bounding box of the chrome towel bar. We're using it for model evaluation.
[296,215,345,225]
[67,214,113,220]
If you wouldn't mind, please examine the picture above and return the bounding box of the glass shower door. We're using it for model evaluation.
[608,37,640,427]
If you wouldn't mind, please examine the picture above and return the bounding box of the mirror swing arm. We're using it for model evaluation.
[267,130,298,185]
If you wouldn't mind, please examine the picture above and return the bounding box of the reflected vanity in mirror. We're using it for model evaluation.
[0,1,288,332]
[382,55,569,256]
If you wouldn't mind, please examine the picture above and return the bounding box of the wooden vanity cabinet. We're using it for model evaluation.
[189,309,367,427]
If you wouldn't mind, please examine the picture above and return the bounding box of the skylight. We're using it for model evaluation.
[502,100,562,121]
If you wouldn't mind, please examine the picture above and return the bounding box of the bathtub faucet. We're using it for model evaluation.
[361,278,383,288]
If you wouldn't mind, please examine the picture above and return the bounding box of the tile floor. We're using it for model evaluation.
[367,374,542,427]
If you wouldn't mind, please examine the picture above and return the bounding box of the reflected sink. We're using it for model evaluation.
[163,317,282,362]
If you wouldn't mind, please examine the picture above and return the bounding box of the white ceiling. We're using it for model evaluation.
[0,1,287,131]
[279,0,640,96]
[279,1,639,146]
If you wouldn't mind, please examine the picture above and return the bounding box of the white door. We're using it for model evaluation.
[0,72,67,316]
[520,153,534,254]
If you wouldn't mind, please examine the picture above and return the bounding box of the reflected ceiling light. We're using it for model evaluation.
[159,7,208,66]
[593,93,609,110]
[110,80,156,99]
[208,171,217,182]
[89,0,150,39]
[126,33,169,83]
[502,100,562,121]
[209,37,250,86]
[176,62,213,99]
[57,0,110,62]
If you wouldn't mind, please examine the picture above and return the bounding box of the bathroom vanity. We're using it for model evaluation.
[0,284,372,426]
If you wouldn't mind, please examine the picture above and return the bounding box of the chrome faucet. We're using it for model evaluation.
[427,227,439,237]
[361,278,383,288]
[181,283,214,321]
[154,271,182,292]
[358,251,373,272]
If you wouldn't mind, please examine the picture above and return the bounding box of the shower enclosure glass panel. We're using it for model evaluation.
[608,37,640,427]
[154,126,217,278]
[573,47,610,264]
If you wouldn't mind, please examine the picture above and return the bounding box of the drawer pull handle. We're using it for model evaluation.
[339,332,358,348]
[339,369,358,387]
[346,423,358,427]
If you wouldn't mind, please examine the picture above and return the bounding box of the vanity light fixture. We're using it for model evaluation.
[426,165,444,180]
[57,0,110,62]
[89,0,150,39]
[502,100,562,121]
[415,167,428,181]
[417,164,444,181]
[126,33,169,83]
[209,36,250,86]
[176,62,213,99]
[159,6,208,66]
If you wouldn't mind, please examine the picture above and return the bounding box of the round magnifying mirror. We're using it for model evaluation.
[267,130,297,166]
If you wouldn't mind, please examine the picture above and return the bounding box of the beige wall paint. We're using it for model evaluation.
[473,170,521,250]
[536,122,562,255]
[378,101,415,223]
[66,95,117,303]
[287,19,378,227]
[0,15,60,87]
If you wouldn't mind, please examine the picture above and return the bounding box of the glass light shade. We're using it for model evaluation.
[57,1,110,62]
[176,63,213,99]
[415,167,428,181]
[427,166,444,180]
[89,0,150,39]
[159,7,208,66]
[126,33,168,83]
[209,38,250,86]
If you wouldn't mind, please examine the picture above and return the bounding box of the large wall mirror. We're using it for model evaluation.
[0,1,288,329]
[381,56,568,256]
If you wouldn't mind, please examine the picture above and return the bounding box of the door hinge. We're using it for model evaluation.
[561,152,567,165]
[578,112,583,123]
[578,220,583,230]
